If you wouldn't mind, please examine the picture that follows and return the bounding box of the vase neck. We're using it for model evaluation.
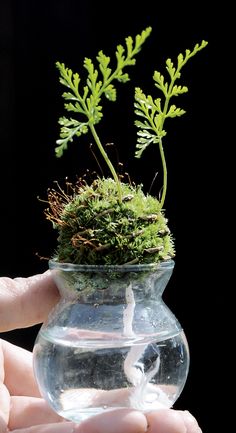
[50,260,175,303]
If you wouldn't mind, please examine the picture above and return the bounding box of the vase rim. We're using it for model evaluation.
[49,259,175,273]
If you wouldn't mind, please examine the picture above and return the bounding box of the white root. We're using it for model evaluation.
[122,282,161,409]
[123,283,135,337]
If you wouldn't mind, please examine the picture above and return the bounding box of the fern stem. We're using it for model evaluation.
[159,137,167,208]
[158,96,169,208]
[89,123,122,203]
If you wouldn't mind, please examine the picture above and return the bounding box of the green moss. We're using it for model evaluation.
[49,177,175,265]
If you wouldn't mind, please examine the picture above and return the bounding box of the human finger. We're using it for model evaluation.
[0,416,7,433]
[146,409,202,433]
[0,271,60,331]
[9,397,145,431]
[9,396,63,430]
[178,411,203,433]
[0,339,40,397]
[1,339,40,397]
[0,383,10,428]
[9,409,148,433]
[10,423,78,433]
[78,408,148,433]
[0,339,10,427]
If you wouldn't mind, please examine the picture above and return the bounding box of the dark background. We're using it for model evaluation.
[0,1,222,431]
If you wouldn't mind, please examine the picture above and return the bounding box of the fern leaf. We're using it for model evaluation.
[97,50,112,81]
[135,128,162,158]
[166,105,186,118]
[62,91,79,101]
[166,58,176,79]
[171,85,188,96]
[134,119,153,129]
[104,84,117,101]
[153,71,168,96]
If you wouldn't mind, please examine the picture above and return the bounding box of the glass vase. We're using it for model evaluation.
[33,259,189,423]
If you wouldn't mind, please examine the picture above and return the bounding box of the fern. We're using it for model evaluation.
[55,27,152,202]
[134,40,208,208]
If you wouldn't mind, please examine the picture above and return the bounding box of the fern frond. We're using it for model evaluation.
[55,28,152,203]
[56,27,152,163]
[134,39,208,208]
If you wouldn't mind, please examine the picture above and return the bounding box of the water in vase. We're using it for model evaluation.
[33,326,189,423]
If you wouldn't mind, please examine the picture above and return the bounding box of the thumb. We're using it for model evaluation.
[79,409,148,433]
[146,409,202,433]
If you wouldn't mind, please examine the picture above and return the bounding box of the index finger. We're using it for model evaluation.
[0,272,60,332]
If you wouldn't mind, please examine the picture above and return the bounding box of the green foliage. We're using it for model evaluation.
[46,32,208,266]
[55,27,152,158]
[134,40,208,157]
[134,40,208,207]
[48,177,175,265]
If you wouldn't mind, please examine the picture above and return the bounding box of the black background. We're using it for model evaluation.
[0,1,223,431]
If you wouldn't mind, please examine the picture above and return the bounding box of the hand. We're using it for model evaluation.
[0,272,202,432]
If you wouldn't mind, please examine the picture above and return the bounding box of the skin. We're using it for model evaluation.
[0,271,202,433]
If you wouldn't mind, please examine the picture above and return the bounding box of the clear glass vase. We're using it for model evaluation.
[33,259,189,423]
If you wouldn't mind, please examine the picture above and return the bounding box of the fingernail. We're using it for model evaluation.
[181,411,203,433]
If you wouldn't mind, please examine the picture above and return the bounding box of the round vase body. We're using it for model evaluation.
[33,260,189,423]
